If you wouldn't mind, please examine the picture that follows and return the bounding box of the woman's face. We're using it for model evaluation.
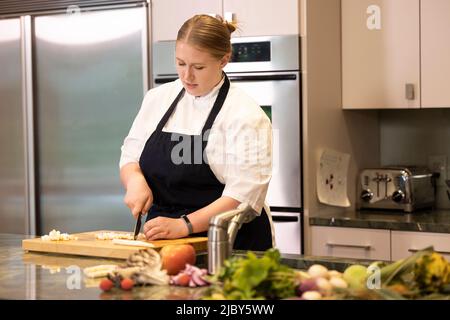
[175,41,229,96]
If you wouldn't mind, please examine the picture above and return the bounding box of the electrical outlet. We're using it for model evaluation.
[428,155,447,187]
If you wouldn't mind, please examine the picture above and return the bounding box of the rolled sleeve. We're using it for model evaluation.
[119,137,144,168]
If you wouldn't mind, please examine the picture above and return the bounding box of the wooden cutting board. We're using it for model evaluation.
[22,230,207,259]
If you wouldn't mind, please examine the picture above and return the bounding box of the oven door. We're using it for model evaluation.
[271,211,302,255]
[228,71,301,209]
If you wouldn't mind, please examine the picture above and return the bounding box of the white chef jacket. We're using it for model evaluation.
[119,78,272,214]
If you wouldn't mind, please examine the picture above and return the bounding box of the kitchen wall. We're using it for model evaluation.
[380,109,450,209]
[301,0,380,254]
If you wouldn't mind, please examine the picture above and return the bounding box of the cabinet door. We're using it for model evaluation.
[421,0,450,108]
[223,0,299,37]
[152,0,222,42]
[391,231,450,261]
[311,226,391,260]
[342,0,420,109]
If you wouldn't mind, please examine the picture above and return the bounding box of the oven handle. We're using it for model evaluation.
[228,74,297,82]
[271,215,299,222]
[155,77,178,84]
[154,73,297,84]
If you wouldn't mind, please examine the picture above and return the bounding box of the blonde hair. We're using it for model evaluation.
[177,14,237,60]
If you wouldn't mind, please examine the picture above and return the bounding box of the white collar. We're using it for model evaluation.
[185,76,225,102]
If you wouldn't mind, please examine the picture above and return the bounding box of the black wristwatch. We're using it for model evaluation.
[180,214,194,235]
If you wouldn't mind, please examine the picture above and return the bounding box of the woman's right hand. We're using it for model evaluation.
[123,174,153,219]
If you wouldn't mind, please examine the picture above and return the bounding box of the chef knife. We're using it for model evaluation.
[133,212,142,240]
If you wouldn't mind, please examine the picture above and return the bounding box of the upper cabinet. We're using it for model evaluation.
[152,0,300,42]
[342,0,450,109]
[151,0,222,42]
[421,0,450,109]
[341,0,420,109]
[223,0,299,37]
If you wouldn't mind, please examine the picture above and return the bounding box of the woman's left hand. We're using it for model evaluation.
[143,216,188,240]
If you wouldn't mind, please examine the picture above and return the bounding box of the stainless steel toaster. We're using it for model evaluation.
[357,166,435,212]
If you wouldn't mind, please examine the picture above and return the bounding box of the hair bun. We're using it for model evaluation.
[211,14,237,34]
[223,20,237,34]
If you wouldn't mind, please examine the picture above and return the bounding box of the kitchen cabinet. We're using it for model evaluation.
[421,0,450,108]
[310,226,391,261]
[311,226,450,261]
[391,230,450,261]
[222,0,299,37]
[342,0,450,109]
[151,0,222,42]
[151,0,300,42]
[341,0,420,109]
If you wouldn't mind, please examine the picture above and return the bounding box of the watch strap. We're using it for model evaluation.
[180,214,193,235]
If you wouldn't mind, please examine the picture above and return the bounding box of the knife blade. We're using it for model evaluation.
[133,212,142,240]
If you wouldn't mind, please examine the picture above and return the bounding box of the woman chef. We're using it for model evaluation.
[119,14,273,251]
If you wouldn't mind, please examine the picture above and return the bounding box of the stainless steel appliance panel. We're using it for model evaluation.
[153,35,301,76]
[225,35,300,73]
[272,211,302,255]
[0,18,27,234]
[153,40,177,77]
[34,7,147,234]
[227,71,301,208]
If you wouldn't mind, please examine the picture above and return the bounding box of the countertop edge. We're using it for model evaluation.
[309,214,450,234]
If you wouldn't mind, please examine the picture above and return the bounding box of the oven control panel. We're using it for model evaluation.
[231,41,271,63]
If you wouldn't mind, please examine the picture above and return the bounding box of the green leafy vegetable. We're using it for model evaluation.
[204,249,299,300]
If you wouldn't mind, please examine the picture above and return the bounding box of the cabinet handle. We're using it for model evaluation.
[405,83,415,100]
[326,242,372,250]
[408,248,450,255]
[224,12,235,23]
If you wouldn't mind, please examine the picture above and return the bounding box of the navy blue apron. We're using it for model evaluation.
[139,75,272,251]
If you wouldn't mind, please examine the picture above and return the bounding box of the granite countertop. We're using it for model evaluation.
[309,209,450,233]
[0,233,376,300]
[0,234,209,300]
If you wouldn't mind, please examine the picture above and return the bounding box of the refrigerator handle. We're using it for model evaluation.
[141,4,150,94]
[21,15,36,236]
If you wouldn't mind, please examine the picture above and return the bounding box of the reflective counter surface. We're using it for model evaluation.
[1,233,376,300]
[0,234,209,300]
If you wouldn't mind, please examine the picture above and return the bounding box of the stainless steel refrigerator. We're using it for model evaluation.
[0,3,150,235]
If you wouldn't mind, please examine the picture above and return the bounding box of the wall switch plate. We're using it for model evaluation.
[428,155,447,187]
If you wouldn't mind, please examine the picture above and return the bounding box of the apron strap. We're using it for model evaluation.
[154,74,230,135]
[154,88,185,133]
[201,74,230,136]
